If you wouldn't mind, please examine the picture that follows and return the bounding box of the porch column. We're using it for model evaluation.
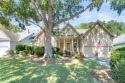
[58,38,60,48]
[72,39,74,52]
[77,39,79,52]
[64,38,66,51]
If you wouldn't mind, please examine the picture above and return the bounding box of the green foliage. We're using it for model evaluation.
[34,46,44,57]
[74,54,80,59]
[56,51,63,56]
[110,0,125,14]
[110,51,125,83]
[34,50,44,57]
[15,44,28,53]
[75,22,94,29]
[64,50,71,57]
[9,24,21,32]
[114,46,125,52]
[53,54,62,58]
[6,49,15,56]
[19,50,28,57]
[75,20,125,36]
[52,47,60,54]
[26,45,34,55]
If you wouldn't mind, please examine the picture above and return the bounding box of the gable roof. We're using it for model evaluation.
[76,29,88,35]
[0,26,34,42]
[61,23,80,35]
[113,34,125,45]
[32,29,57,41]
[81,20,114,38]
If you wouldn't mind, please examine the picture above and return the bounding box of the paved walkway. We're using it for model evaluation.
[87,57,110,67]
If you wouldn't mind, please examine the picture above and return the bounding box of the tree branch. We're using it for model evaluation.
[36,0,47,22]
[31,0,45,22]
[53,4,76,18]
[53,2,94,28]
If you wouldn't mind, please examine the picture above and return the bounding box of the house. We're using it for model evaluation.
[0,26,34,57]
[113,34,125,46]
[31,21,114,57]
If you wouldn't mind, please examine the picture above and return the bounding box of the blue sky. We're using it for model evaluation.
[25,1,125,33]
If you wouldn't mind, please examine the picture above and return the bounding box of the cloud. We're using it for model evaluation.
[98,12,113,22]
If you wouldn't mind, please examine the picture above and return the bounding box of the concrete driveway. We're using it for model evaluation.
[87,57,110,67]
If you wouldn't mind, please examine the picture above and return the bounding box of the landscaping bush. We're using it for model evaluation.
[15,44,28,53]
[19,50,28,57]
[26,45,34,55]
[74,54,80,59]
[53,53,61,58]
[35,50,44,57]
[64,50,71,57]
[110,51,125,83]
[6,49,15,56]
[52,47,60,54]
[114,46,125,52]
[56,51,63,56]
[34,46,44,57]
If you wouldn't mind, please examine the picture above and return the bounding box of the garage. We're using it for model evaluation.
[84,46,95,57]
[84,46,110,57]
[0,41,10,57]
[0,46,9,57]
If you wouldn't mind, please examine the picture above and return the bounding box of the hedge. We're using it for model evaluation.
[110,51,125,83]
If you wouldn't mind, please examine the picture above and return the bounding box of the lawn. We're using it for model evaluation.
[0,58,108,83]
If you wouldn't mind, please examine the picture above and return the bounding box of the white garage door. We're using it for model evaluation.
[84,46,109,57]
[0,46,9,57]
[84,47,95,57]
[0,41,10,57]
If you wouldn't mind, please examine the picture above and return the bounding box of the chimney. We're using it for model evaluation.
[26,28,30,34]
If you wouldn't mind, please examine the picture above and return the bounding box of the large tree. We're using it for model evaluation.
[0,0,124,59]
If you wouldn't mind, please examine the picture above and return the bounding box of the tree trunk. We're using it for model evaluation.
[43,26,53,60]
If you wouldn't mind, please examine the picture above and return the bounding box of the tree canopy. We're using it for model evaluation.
[75,20,125,36]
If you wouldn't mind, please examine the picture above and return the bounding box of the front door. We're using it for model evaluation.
[60,43,64,51]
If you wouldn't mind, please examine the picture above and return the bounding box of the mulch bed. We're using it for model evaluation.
[91,69,116,83]
[28,55,83,64]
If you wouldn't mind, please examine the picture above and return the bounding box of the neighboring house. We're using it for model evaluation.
[31,21,114,57]
[113,34,125,46]
[0,27,34,57]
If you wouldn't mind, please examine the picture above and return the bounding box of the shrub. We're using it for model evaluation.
[35,50,44,57]
[52,47,60,54]
[74,54,80,59]
[56,51,63,56]
[34,46,44,52]
[19,50,28,57]
[26,45,34,55]
[114,46,125,52]
[15,44,28,53]
[6,49,15,56]
[110,51,125,83]
[64,50,71,57]
[53,54,61,58]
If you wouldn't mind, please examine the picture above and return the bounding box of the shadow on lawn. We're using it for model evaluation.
[0,58,108,83]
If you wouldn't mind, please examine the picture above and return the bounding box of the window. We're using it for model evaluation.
[66,43,70,50]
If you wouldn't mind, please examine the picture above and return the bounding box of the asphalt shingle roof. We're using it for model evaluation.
[113,34,125,45]
[76,29,88,34]
[0,27,33,42]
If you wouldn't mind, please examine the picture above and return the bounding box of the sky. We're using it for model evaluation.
[25,1,125,34]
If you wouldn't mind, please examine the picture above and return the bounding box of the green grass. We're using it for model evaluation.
[0,58,108,83]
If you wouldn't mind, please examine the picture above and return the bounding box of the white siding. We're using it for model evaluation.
[0,40,10,57]
[82,24,112,57]
[33,32,57,47]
